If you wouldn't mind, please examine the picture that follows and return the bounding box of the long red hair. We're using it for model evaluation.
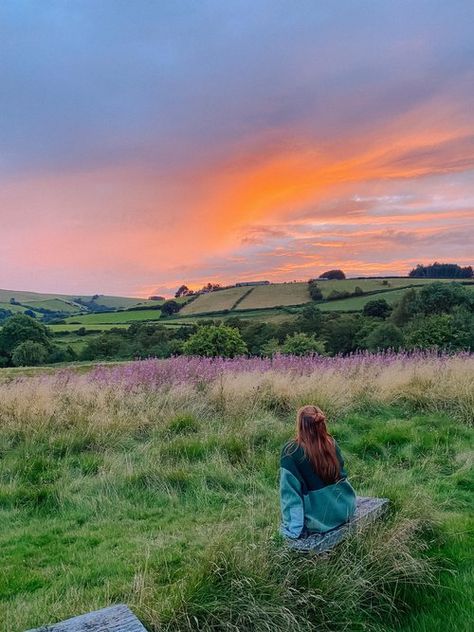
[295,405,340,484]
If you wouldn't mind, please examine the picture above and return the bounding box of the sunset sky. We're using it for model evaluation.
[1,1,473,297]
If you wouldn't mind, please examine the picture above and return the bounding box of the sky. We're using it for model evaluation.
[1,1,473,297]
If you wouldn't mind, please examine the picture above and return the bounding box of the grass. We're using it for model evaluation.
[0,356,472,631]
[65,310,164,325]
[318,288,417,312]
[180,287,251,315]
[25,298,84,313]
[236,282,310,310]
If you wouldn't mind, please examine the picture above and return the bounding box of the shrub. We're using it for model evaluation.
[282,332,325,356]
[363,298,392,319]
[365,323,404,351]
[308,279,323,301]
[12,341,49,366]
[183,324,247,357]
[0,314,51,356]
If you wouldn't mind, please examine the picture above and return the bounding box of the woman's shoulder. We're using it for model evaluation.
[281,440,304,462]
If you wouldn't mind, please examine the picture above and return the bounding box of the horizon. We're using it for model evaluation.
[1,1,474,296]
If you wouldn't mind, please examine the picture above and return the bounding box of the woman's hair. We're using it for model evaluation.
[295,405,340,484]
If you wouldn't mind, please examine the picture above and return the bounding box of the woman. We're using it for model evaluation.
[280,405,356,539]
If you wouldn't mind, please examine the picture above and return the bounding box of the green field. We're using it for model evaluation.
[0,288,159,313]
[180,287,250,315]
[65,310,163,325]
[25,298,85,313]
[235,282,310,310]
[0,356,472,631]
[0,302,27,314]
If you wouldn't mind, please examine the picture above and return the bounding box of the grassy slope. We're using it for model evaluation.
[0,289,157,311]
[65,310,163,325]
[25,298,84,313]
[0,398,472,631]
[180,287,250,315]
[236,282,309,309]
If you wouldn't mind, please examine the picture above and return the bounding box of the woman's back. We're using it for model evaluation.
[280,405,356,539]
[280,439,356,538]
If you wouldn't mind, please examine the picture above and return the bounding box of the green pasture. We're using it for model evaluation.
[65,310,163,325]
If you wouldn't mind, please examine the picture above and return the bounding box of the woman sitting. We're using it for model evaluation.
[280,405,356,539]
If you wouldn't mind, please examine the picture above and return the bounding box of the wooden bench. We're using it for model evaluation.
[27,604,148,632]
[286,496,390,552]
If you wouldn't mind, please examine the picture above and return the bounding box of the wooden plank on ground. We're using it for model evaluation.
[26,604,148,632]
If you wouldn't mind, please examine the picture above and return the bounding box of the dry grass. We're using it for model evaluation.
[180,288,251,315]
[235,283,310,310]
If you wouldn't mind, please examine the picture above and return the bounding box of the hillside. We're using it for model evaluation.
[175,277,467,317]
[0,288,158,316]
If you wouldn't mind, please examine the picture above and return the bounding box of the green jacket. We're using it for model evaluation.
[280,440,356,539]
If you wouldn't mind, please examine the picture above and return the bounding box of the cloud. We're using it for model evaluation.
[0,1,473,294]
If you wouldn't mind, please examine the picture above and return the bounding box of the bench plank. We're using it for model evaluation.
[27,604,148,632]
[287,496,389,552]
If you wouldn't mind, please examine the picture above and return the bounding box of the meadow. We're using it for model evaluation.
[0,352,472,631]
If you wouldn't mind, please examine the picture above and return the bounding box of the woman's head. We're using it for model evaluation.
[296,405,340,484]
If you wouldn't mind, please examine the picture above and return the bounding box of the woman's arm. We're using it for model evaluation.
[280,465,304,539]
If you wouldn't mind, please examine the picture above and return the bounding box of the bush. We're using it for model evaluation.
[327,290,351,301]
[405,314,458,350]
[308,279,323,301]
[183,324,247,358]
[161,300,181,316]
[363,298,392,319]
[12,341,49,366]
[365,323,404,351]
[0,314,51,356]
[282,332,325,355]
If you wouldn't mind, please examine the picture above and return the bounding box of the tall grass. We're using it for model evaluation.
[0,353,472,631]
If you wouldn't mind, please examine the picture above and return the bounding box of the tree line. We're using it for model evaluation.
[1,281,472,366]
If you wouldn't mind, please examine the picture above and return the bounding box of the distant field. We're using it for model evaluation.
[235,282,309,309]
[25,298,84,313]
[65,310,163,325]
[0,288,158,312]
[180,287,250,315]
[318,288,415,312]
[0,302,26,313]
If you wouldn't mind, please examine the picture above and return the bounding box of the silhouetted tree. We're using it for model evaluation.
[319,269,346,280]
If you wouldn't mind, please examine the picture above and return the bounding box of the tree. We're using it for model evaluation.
[0,308,12,323]
[261,338,281,357]
[24,309,37,318]
[364,323,404,351]
[12,341,48,366]
[80,333,130,360]
[296,304,323,335]
[390,289,419,326]
[175,285,191,298]
[282,332,325,356]
[324,315,363,355]
[319,269,346,280]
[160,300,181,316]
[241,322,277,355]
[183,325,247,357]
[363,299,392,319]
[405,314,457,349]
[0,314,51,356]
[308,279,323,301]
[409,262,473,278]
[416,282,471,315]
[354,286,364,296]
